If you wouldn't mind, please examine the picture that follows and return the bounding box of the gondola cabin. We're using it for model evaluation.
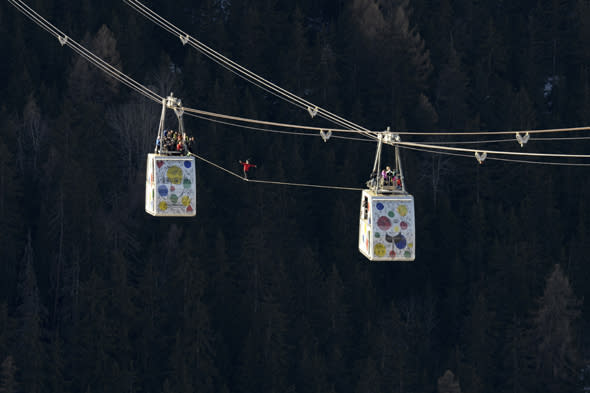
[145,153,196,217]
[358,189,415,261]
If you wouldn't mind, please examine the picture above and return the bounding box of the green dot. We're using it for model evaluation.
[183,178,192,189]
[375,232,380,238]
[388,211,395,217]
[170,194,178,203]
[404,251,411,258]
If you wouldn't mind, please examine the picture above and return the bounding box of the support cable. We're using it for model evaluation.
[399,146,590,167]
[395,140,590,159]
[8,0,163,104]
[396,126,590,136]
[183,111,373,142]
[123,0,378,140]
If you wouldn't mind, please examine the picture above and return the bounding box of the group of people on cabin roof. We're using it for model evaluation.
[382,166,402,188]
[156,129,195,155]
[369,166,402,189]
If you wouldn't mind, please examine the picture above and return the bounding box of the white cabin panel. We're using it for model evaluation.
[358,190,415,261]
[145,154,196,217]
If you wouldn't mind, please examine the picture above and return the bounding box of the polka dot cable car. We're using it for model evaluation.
[145,94,197,217]
[358,133,415,261]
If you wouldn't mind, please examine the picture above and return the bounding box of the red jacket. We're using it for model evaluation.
[241,162,257,172]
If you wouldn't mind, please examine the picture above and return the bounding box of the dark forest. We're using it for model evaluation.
[0,0,589,392]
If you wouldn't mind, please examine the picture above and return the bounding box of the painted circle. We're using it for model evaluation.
[388,211,395,217]
[377,216,392,231]
[181,195,191,207]
[183,178,192,189]
[389,250,396,257]
[186,205,193,212]
[393,233,407,249]
[376,202,384,210]
[375,232,381,238]
[404,251,412,258]
[167,166,183,184]
[184,160,192,168]
[170,194,178,204]
[397,205,408,217]
[394,226,400,233]
[158,185,168,197]
[400,221,408,230]
[158,201,168,211]
[374,243,386,257]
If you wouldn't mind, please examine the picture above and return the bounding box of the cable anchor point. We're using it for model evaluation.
[58,35,68,46]
[382,126,397,144]
[320,129,332,142]
[307,106,318,118]
[475,151,487,164]
[180,34,190,46]
[515,132,530,147]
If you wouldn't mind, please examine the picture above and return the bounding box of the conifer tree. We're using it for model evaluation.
[437,369,461,393]
[0,356,17,393]
[530,264,582,392]
[16,233,46,393]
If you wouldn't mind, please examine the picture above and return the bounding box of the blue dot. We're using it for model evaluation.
[394,234,407,249]
[158,185,168,197]
[376,202,384,210]
[184,160,192,168]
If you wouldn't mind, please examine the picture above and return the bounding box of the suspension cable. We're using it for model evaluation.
[182,107,372,135]
[183,111,373,142]
[395,140,590,159]
[396,125,590,136]
[399,146,590,166]
[123,0,379,140]
[8,0,163,104]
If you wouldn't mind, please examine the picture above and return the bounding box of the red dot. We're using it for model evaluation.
[377,216,392,231]
[400,221,408,230]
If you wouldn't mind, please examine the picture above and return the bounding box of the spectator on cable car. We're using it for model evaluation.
[187,136,195,153]
[239,159,257,180]
[385,166,394,185]
[392,169,402,189]
[368,170,378,188]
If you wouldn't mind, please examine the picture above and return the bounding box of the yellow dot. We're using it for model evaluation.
[374,243,386,257]
[394,226,400,232]
[167,166,183,184]
[397,205,408,217]
[158,201,168,211]
[408,243,414,249]
[181,195,191,207]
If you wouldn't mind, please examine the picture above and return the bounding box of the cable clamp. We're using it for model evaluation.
[166,93,182,109]
[382,127,396,144]
[515,132,530,147]
[58,35,68,46]
[180,34,190,46]
[475,151,487,164]
[307,106,318,118]
[320,129,332,142]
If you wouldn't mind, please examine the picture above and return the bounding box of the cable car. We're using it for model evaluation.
[358,133,415,261]
[145,94,197,217]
